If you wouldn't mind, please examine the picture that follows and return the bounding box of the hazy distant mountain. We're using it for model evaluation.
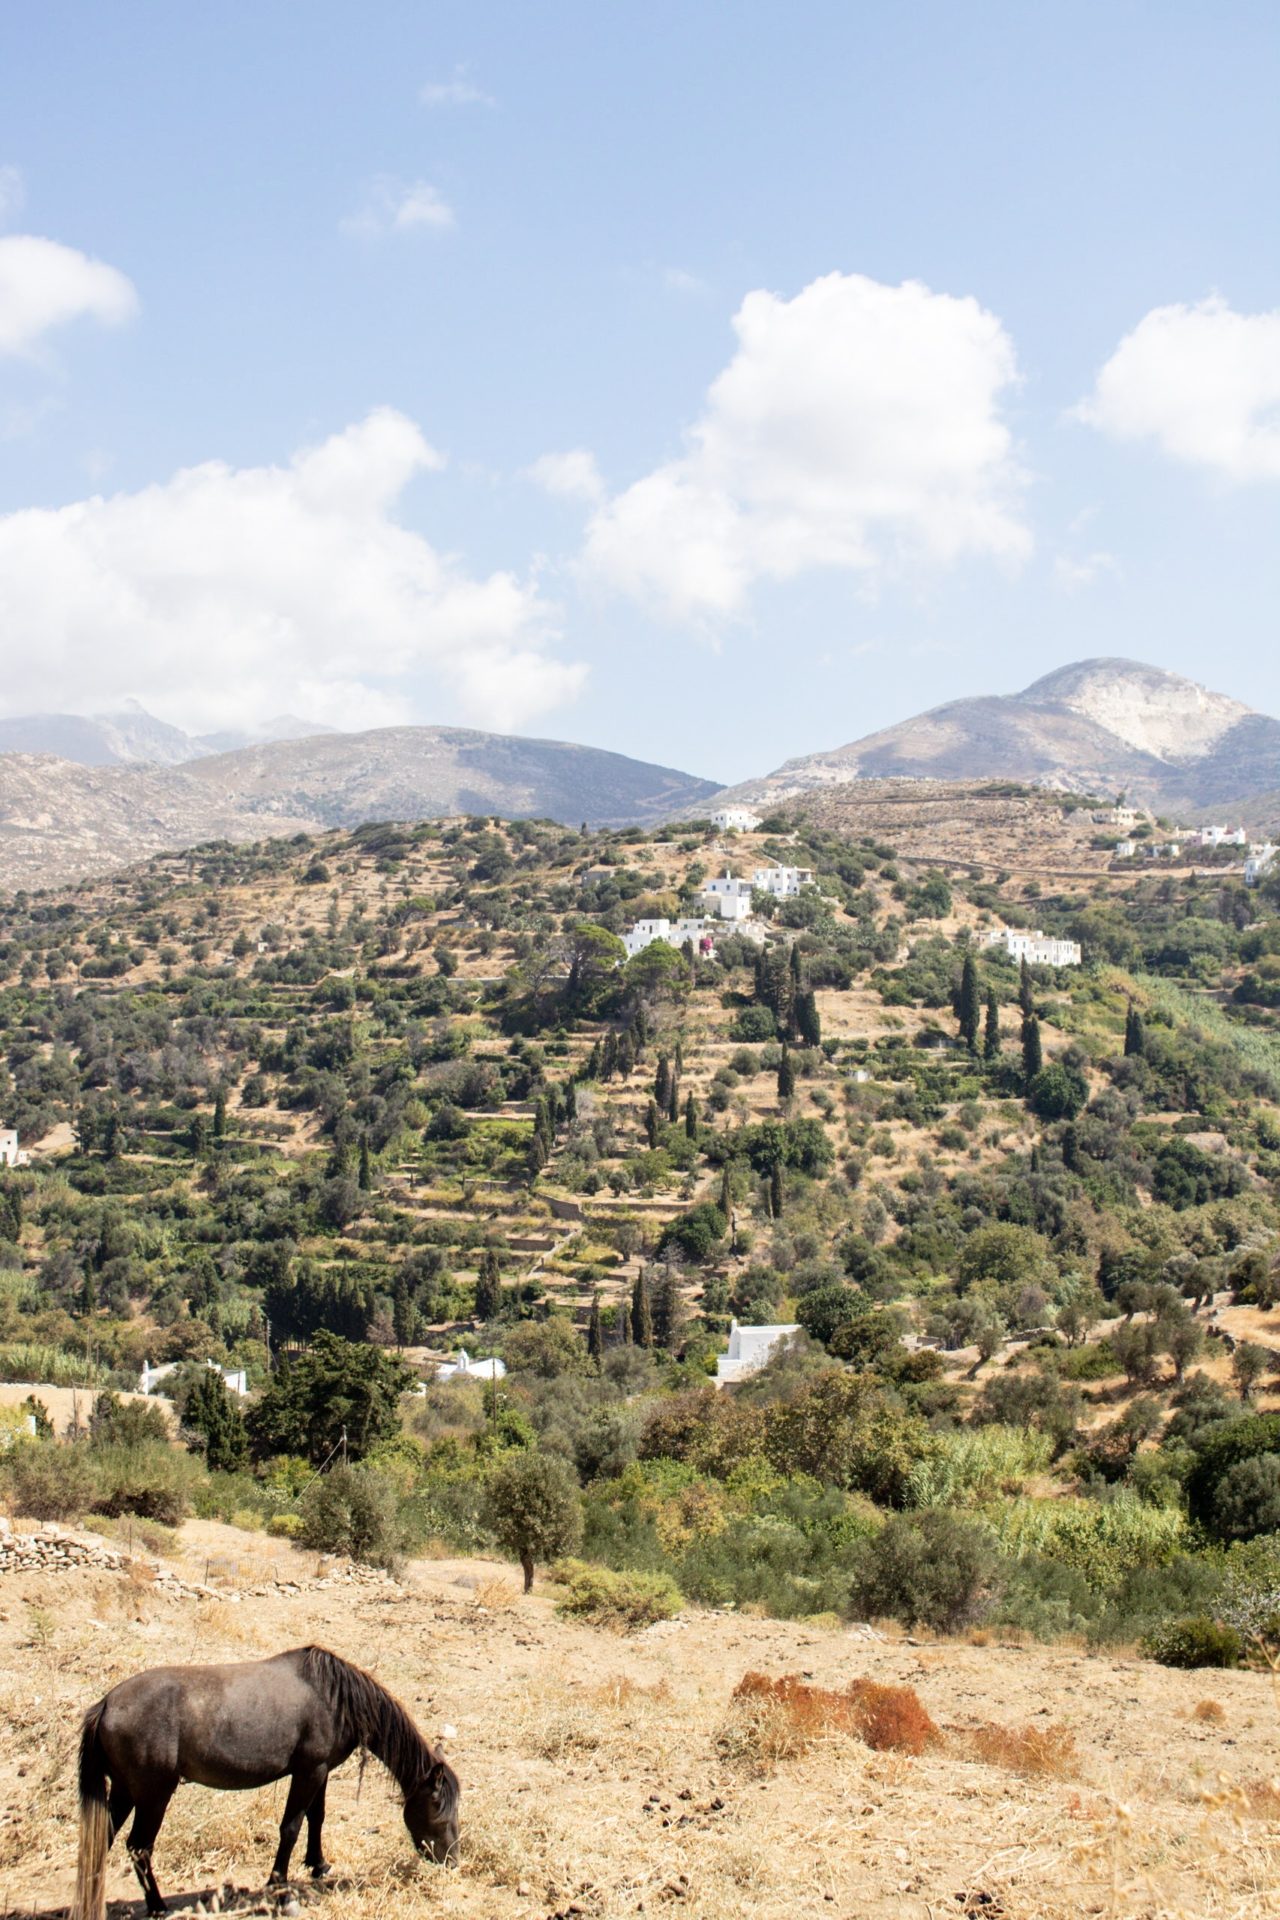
[0,700,333,767]
[717,659,1280,821]
[0,724,718,890]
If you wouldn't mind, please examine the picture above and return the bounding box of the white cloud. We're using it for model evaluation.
[0,233,137,358]
[0,408,584,735]
[1052,551,1120,594]
[340,177,455,238]
[1077,295,1280,482]
[582,271,1028,621]
[0,165,24,223]
[421,67,495,108]
[663,266,710,298]
[526,448,605,505]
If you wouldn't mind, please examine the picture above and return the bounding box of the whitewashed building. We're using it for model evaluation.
[433,1349,506,1383]
[716,1320,801,1385]
[978,927,1082,967]
[622,916,717,960]
[710,807,762,833]
[699,873,756,921]
[1189,825,1247,849]
[1245,844,1278,887]
[752,863,815,900]
[0,1130,29,1169]
[140,1357,249,1398]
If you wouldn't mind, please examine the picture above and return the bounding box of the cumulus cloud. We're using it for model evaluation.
[526,448,605,505]
[1077,296,1280,482]
[0,232,137,357]
[0,408,584,734]
[421,67,495,108]
[340,177,455,238]
[581,271,1028,620]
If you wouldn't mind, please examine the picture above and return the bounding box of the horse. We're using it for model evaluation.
[70,1644,460,1920]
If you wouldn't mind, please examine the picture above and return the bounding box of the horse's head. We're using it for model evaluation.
[404,1755,460,1865]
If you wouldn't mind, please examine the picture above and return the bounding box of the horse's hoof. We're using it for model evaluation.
[310,1861,334,1879]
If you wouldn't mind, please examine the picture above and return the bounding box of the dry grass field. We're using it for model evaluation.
[2,1521,1279,1920]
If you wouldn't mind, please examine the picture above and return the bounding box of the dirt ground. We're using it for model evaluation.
[2,1521,1279,1920]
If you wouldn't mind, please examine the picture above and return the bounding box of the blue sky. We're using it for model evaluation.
[1,1,1278,780]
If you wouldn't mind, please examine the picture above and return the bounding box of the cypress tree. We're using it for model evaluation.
[616,1030,635,1076]
[777,1045,795,1102]
[666,1072,680,1124]
[770,1161,785,1219]
[190,1112,209,1159]
[393,1274,415,1347]
[587,1292,603,1360]
[720,1163,733,1217]
[1062,1123,1080,1172]
[654,1056,671,1109]
[1021,1014,1043,1084]
[618,1298,633,1345]
[1019,956,1034,1018]
[587,1039,603,1080]
[652,1270,685,1350]
[475,1246,502,1321]
[789,942,804,987]
[1124,1004,1146,1057]
[601,1033,617,1080]
[213,1088,227,1139]
[644,1098,661,1148]
[684,1091,699,1140]
[957,954,981,1053]
[358,1135,373,1191]
[983,989,1001,1061]
[796,989,821,1048]
[674,1038,684,1076]
[753,949,767,1003]
[632,1269,654,1348]
[185,1369,248,1474]
[563,1078,577,1122]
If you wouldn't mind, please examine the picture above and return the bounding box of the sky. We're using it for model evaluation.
[1,1,1278,783]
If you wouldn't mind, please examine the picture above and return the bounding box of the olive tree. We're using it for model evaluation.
[482,1450,583,1592]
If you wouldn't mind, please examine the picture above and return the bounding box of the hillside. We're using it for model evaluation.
[2,1520,1277,1919]
[718,658,1280,823]
[0,729,718,889]
[0,700,327,767]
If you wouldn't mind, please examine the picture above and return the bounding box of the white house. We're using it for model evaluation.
[752,863,815,900]
[1245,844,1278,887]
[1115,840,1137,859]
[139,1356,249,1398]
[699,873,756,921]
[433,1348,506,1383]
[0,1130,29,1169]
[622,917,717,960]
[1189,825,1247,849]
[715,1320,801,1385]
[710,807,762,833]
[978,927,1082,967]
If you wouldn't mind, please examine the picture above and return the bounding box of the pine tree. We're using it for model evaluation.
[358,1135,373,1191]
[957,953,981,1053]
[777,1045,795,1103]
[684,1091,699,1139]
[213,1087,227,1139]
[474,1246,502,1321]
[632,1269,654,1348]
[770,1161,785,1219]
[1019,956,1034,1019]
[983,989,1001,1061]
[587,1291,603,1360]
[1124,1004,1146,1057]
[1021,1014,1043,1084]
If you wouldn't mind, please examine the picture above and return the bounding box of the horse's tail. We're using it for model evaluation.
[71,1700,110,1920]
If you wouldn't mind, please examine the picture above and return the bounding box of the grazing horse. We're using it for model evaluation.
[71,1644,460,1920]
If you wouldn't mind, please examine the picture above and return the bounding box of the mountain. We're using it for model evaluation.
[717,658,1280,822]
[0,725,718,891]
[0,700,334,767]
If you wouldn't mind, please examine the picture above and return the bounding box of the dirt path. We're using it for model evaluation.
[1,1522,1278,1919]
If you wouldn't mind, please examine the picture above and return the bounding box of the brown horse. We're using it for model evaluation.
[71,1645,460,1919]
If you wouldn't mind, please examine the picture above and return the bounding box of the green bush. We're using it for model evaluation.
[2,1440,95,1521]
[267,1512,305,1538]
[849,1510,1001,1633]
[553,1558,682,1631]
[1139,1616,1243,1669]
[299,1462,406,1570]
[89,1442,197,1526]
[1186,1413,1280,1538]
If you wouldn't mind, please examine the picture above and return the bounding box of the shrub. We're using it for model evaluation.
[966,1721,1079,1777]
[3,1441,95,1521]
[1186,1413,1280,1538]
[89,1443,196,1526]
[553,1558,682,1631]
[1140,1616,1243,1669]
[267,1512,305,1539]
[1210,1453,1280,1542]
[849,1509,1000,1632]
[299,1462,406,1570]
[725,1672,938,1768]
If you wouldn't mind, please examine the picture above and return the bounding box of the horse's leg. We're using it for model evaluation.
[106,1782,134,1847]
[127,1784,175,1917]
[268,1764,327,1887]
[303,1771,332,1878]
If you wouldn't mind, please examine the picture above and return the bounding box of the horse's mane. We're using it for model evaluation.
[299,1646,452,1806]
